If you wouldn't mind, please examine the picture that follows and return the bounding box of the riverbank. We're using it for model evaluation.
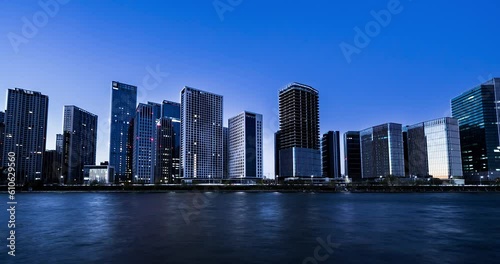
[2,184,500,193]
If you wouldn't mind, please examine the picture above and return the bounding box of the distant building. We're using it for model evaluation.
[42,150,59,184]
[162,100,181,181]
[278,83,321,178]
[61,105,98,184]
[402,127,410,177]
[228,111,263,180]
[274,131,281,178]
[132,102,161,184]
[2,88,48,185]
[83,165,115,185]
[360,123,405,178]
[0,111,5,167]
[322,131,341,178]
[156,117,174,183]
[109,81,137,183]
[344,131,361,181]
[180,87,223,180]
[223,127,228,178]
[452,78,500,182]
[406,118,463,180]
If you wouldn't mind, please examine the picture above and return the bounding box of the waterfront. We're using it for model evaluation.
[1,193,499,263]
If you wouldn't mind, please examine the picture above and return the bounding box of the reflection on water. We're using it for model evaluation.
[0,193,499,264]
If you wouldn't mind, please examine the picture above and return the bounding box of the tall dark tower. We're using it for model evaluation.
[277,82,321,178]
[322,131,341,178]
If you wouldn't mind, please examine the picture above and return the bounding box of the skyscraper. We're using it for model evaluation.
[2,88,48,185]
[228,111,263,180]
[274,131,281,178]
[322,131,341,178]
[452,78,500,181]
[109,81,137,183]
[277,82,321,178]
[406,117,463,180]
[42,150,58,184]
[156,117,174,183]
[3,88,49,185]
[180,86,223,181]
[0,111,5,167]
[223,127,228,178]
[162,100,181,181]
[132,102,161,184]
[61,105,98,184]
[360,123,405,178]
[344,131,362,181]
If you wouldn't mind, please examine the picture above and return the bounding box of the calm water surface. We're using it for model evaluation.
[0,192,499,264]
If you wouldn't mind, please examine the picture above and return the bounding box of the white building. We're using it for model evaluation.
[180,87,223,180]
[228,111,263,179]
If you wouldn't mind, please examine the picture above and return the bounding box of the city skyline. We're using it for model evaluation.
[2,1,500,177]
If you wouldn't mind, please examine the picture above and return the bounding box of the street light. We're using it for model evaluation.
[311,175,313,185]
[480,176,484,186]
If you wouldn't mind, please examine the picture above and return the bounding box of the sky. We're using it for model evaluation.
[1,0,499,178]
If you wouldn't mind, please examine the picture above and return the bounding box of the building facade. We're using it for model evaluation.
[451,78,500,181]
[278,83,321,178]
[223,127,228,178]
[228,111,263,179]
[61,105,98,184]
[156,117,174,183]
[162,100,181,181]
[180,87,223,180]
[322,131,341,178]
[2,88,48,184]
[83,165,115,185]
[344,131,362,181]
[360,123,405,178]
[109,81,137,182]
[132,102,161,184]
[406,117,463,179]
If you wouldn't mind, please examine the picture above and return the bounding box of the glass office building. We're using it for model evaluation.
[162,100,181,180]
[344,131,362,181]
[180,87,223,180]
[360,123,405,178]
[452,78,500,182]
[407,118,463,179]
[228,111,263,179]
[109,81,137,182]
[62,105,98,184]
[277,83,321,178]
[322,131,341,178]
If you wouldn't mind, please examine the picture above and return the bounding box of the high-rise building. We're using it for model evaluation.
[156,117,174,183]
[322,131,341,178]
[402,127,410,177]
[274,131,281,178]
[109,81,137,183]
[180,87,223,180]
[0,111,5,167]
[278,82,321,178]
[2,88,48,184]
[162,100,181,181]
[406,117,463,180]
[55,134,63,181]
[61,105,98,184]
[228,111,263,180]
[360,123,405,178]
[344,131,362,181]
[452,78,500,181]
[223,127,228,178]
[132,102,161,184]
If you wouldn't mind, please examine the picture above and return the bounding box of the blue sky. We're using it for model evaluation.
[1,0,499,177]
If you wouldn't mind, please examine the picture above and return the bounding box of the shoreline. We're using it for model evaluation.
[2,185,500,193]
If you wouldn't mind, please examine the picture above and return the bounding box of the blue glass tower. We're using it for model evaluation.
[109,81,137,182]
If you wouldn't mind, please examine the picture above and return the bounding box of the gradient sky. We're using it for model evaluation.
[1,0,499,177]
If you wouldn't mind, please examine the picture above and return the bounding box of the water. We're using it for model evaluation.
[1,192,499,264]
